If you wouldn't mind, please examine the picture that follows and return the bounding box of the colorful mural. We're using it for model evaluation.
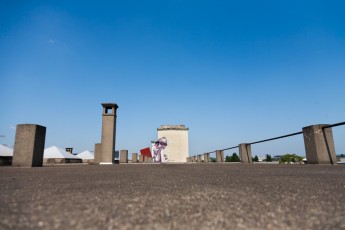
[152,137,168,163]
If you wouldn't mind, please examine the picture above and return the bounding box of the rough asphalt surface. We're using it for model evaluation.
[0,163,344,230]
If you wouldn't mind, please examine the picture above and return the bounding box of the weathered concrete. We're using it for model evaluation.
[100,103,118,164]
[303,124,337,164]
[216,150,224,162]
[148,157,153,163]
[94,143,102,164]
[0,164,344,229]
[239,144,253,163]
[197,155,202,163]
[132,153,138,163]
[139,155,144,163]
[204,153,209,163]
[12,124,46,167]
[144,156,149,163]
[119,150,128,163]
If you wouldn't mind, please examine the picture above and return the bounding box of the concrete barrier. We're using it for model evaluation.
[216,150,224,162]
[132,153,138,163]
[197,155,202,163]
[139,155,144,163]
[239,144,252,163]
[120,150,128,163]
[94,143,102,164]
[12,124,46,167]
[303,124,337,164]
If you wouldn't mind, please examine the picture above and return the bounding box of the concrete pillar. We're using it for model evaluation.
[148,157,153,163]
[12,124,46,167]
[132,153,138,163]
[120,150,128,163]
[239,144,252,163]
[94,143,102,164]
[193,156,197,162]
[100,103,118,164]
[198,155,203,163]
[204,153,209,163]
[216,150,224,162]
[139,155,144,163]
[303,124,337,164]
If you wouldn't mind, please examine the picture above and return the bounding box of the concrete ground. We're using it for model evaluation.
[0,163,344,230]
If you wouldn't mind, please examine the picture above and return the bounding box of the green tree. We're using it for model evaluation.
[266,154,272,162]
[210,157,217,162]
[225,153,240,162]
[279,154,304,164]
[225,155,232,162]
[231,153,241,162]
[252,155,259,162]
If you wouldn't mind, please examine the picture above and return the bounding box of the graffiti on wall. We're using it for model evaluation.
[152,137,168,163]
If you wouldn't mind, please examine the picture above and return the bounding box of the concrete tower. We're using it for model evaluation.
[100,103,118,164]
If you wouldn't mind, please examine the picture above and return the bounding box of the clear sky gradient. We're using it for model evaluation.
[1,0,344,157]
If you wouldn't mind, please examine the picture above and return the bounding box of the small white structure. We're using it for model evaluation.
[0,144,13,166]
[157,125,189,163]
[77,150,94,163]
[0,144,13,157]
[44,146,82,164]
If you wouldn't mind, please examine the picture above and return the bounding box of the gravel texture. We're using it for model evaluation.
[0,163,344,229]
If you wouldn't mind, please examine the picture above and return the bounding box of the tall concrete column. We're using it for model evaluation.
[216,150,224,162]
[302,124,337,164]
[12,124,46,167]
[100,103,118,164]
[239,144,252,163]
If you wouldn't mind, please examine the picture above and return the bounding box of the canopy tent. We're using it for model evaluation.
[44,146,82,163]
[0,144,13,157]
[77,150,94,160]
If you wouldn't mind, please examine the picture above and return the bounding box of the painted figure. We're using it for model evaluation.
[153,137,168,163]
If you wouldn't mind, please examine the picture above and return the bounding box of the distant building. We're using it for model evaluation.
[157,125,189,163]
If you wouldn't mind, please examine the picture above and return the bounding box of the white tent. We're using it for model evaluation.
[0,144,13,157]
[77,150,94,160]
[44,146,81,159]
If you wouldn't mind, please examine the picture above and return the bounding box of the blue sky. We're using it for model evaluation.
[1,0,344,157]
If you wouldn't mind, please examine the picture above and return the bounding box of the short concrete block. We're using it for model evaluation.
[204,153,209,163]
[132,153,138,163]
[303,124,337,164]
[216,150,224,162]
[239,144,252,163]
[197,155,202,163]
[120,150,128,163]
[139,155,144,163]
[94,143,102,164]
[12,124,46,167]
